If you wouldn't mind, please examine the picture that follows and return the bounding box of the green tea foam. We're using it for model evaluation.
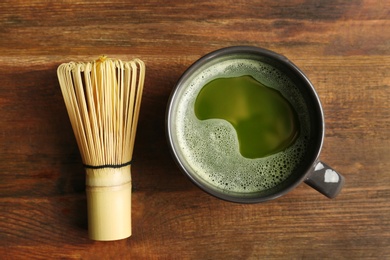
[173,58,311,193]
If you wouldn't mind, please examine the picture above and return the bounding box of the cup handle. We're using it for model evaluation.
[304,161,345,198]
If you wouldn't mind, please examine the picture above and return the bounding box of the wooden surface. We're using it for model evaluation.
[1,0,389,259]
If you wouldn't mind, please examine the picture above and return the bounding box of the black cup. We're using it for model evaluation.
[166,46,344,203]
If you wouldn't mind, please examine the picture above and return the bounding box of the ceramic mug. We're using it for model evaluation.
[166,46,344,203]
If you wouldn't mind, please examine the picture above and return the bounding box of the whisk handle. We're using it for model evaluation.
[85,166,132,241]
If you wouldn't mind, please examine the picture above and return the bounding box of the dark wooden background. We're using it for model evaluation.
[1,0,389,259]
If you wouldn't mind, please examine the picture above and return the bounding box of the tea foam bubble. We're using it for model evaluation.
[174,58,310,193]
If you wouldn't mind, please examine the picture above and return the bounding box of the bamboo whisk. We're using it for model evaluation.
[57,56,145,241]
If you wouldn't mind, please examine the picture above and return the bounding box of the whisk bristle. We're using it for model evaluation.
[58,58,145,168]
[57,57,145,241]
[96,55,107,63]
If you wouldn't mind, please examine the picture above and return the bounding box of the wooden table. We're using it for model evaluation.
[1,1,389,259]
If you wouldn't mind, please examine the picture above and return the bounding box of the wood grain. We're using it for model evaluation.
[1,0,389,259]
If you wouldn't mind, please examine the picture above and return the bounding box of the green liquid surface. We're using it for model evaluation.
[195,75,299,158]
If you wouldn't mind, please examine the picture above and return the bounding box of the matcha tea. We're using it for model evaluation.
[172,58,311,193]
[195,75,299,159]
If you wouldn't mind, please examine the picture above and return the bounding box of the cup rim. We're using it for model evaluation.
[166,46,325,203]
